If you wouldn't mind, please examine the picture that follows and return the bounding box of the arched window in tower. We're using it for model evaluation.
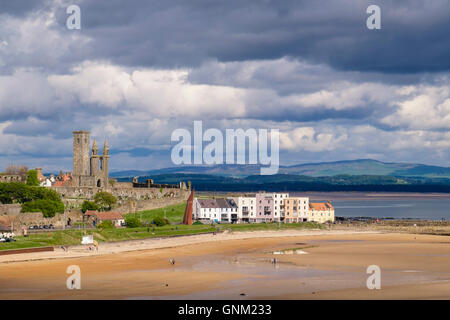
[97,179,101,187]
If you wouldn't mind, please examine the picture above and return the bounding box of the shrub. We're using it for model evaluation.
[125,216,142,228]
[97,220,115,229]
[152,216,168,227]
[21,199,65,218]
[81,200,99,213]
[193,221,203,225]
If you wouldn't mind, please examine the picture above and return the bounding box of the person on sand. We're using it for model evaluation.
[93,240,99,251]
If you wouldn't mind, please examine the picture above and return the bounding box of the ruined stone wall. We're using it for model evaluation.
[54,185,187,200]
[3,210,84,231]
[0,175,23,183]
[113,191,190,215]
[0,204,22,215]
[53,185,190,213]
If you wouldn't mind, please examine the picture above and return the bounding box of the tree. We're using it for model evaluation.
[80,200,99,213]
[93,191,117,211]
[21,199,65,218]
[0,182,61,204]
[26,170,40,186]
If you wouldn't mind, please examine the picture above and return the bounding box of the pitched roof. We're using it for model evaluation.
[309,202,334,211]
[197,199,219,208]
[84,210,98,216]
[94,211,124,220]
[53,180,71,187]
[215,198,231,208]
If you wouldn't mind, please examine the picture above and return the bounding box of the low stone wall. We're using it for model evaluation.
[56,185,190,211]
[53,185,187,200]
[3,210,84,231]
[0,204,22,215]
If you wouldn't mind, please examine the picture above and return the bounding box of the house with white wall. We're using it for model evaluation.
[193,194,334,224]
[233,196,257,223]
[308,202,335,223]
[273,193,288,222]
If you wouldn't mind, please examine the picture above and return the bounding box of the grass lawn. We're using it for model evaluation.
[0,229,89,250]
[0,224,216,251]
[124,202,187,223]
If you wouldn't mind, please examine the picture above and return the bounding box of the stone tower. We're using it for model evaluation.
[90,139,100,176]
[73,131,90,177]
[102,139,109,188]
[72,131,109,188]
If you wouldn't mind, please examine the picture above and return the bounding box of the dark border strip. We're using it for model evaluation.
[0,246,54,256]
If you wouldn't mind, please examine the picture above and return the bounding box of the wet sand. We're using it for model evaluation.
[0,231,449,299]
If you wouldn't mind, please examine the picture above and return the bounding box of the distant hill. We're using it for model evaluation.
[114,173,450,193]
[110,159,450,179]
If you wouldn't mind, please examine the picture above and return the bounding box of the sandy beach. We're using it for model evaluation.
[0,230,449,300]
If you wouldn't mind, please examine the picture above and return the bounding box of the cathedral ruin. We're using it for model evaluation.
[49,131,190,214]
[72,130,110,188]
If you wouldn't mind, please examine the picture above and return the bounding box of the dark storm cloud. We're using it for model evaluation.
[1,0,450,170]
[267,107,374,123]
[0,0,44,16]
[46,0,450,73]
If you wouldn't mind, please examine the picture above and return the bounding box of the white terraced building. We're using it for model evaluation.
[233,196,257,223]
[273,193,289,222]
[193,198,239,223]
[193,198,220,222]
[193,193,334,224]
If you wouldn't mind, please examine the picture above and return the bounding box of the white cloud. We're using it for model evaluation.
[280,127,347,152]
[0,3,91,71]
[0,58,449,170]
[382,85,450,130]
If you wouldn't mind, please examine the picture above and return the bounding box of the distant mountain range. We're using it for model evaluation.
[110,159,450,179]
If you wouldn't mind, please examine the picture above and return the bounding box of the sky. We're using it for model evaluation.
[0,0,449,173]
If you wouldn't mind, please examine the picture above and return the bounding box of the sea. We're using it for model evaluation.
[295,192,450,220]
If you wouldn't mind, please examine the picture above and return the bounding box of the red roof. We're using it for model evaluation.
[309,202,334,211]
[84,210,98,216]
[94,211,124,221]
[53,180,72,187]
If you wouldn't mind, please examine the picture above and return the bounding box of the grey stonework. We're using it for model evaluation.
[72,131,109,188]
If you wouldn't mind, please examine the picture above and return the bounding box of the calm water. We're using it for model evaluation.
[331,198,450,220]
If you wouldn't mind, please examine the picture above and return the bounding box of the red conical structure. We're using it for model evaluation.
[182,189,194,225]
